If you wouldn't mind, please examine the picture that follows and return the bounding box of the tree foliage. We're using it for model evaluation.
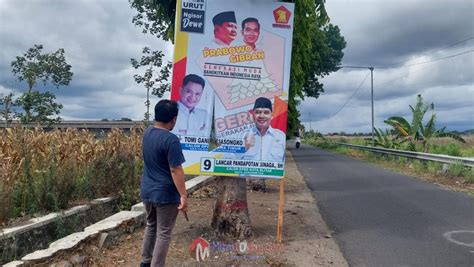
[130,0,176,41]
[10,44,73,125]
[283,0,346,135]
[11,44,72,93]
[129,0,346,135]
[131,47,172,123]
[131,47,172,97]
[15,91,62,125]
[129,1,174,121]
[0,92,15,127]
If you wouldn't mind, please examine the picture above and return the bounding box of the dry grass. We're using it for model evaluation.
[430,135,474,149]
[0,127,144,226]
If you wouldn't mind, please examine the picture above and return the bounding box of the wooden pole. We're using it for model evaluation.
[277,178,285,243]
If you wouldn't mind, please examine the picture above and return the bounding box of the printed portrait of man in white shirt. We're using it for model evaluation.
[173,74,210,137]
[242,97,285,162]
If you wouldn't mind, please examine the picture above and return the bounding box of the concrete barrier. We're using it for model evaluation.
[6,175,215,266]
[0,197,118,265]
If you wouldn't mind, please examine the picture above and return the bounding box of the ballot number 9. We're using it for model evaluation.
[200,158,215,172]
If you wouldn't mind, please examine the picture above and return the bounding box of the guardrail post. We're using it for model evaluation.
[442,163,449,173]
[421,159,428,169]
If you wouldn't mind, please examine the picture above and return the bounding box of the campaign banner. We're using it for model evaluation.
[171,0,294,178]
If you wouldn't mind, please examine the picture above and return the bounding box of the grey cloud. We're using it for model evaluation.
[327,0,474,66]
[0,0,173,120]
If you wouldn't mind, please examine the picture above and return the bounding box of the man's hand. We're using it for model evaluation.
[171,165,188,211]
[178,195,188,211]
[244,132,256,151]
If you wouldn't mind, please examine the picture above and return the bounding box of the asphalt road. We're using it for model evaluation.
[289,143,474,267]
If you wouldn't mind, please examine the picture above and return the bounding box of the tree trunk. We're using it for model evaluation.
[247,178,266,192]
[212,176,253,238]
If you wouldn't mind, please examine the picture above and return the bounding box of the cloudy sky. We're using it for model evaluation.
[0,0,473,133]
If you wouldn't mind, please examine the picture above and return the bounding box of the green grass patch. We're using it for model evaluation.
[429,143,462,157]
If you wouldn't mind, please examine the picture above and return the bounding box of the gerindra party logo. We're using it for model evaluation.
[272,5,292,29]
[189,237,210,262]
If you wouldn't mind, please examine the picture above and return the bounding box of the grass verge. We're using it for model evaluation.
[304,139,474,196]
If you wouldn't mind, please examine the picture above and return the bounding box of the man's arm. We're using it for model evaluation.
[170,165,188,211]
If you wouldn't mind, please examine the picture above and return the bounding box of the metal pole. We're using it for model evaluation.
[369,67,374,146]
[309,112,312,131]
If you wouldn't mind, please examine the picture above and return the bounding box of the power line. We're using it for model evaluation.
[311,38,474,123]
[402,48,474,67]
[378,36,474,68]
[329,72,370,119]
[376,49,473,88]
[420,36,474,57]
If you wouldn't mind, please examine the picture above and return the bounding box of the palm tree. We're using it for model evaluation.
[384,94,465,152]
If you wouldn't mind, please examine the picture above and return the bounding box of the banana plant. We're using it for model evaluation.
[384,94,465,152]
[374,127,406,149]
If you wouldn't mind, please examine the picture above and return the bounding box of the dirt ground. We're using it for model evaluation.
[49,151,348,266]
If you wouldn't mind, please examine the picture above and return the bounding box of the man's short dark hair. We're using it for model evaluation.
[182,74,205,89]
[242,17,260,30]
[154,99,178,123]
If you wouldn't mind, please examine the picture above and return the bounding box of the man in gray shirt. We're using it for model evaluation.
[140,100,188,267]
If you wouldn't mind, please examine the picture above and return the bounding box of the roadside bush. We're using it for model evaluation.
[448,162,465,177]
[318,140,340,150]
[412,160,427,172]
[426,161,442,172]
[461,146,474,157]
[465,169,474,184]
[429,144,462,157]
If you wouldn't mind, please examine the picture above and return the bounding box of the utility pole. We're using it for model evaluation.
[338,66,375,146]
[369,67,374,147]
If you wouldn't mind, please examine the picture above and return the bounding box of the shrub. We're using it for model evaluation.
[426,161,442,172]
[429,144,462,157]
[464,169,474,184]
[448,162,465,177]
[461,146,474,157]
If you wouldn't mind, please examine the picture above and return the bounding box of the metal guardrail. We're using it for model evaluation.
[334,142,474,168]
